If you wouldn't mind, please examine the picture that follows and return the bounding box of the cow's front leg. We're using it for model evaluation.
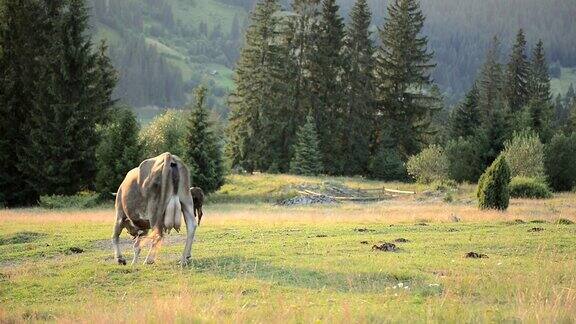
[181,201,197,266]
[112,211,126,265]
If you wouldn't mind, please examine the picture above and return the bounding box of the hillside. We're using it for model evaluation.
[89,0,576,115]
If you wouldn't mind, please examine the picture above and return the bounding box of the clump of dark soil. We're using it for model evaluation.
[528,227,544,232]
[315,234,328,238]
[415,222,429,226]
[505,219,525,225]
[360,240,369,245]
[555,218,574,225]
[372,242,398,252]
[447,228,459,232]
[530,220,547,224]
[68,247,84,254]
[354,228,375,233]
[465,252,488,259]
[394,238,409,243]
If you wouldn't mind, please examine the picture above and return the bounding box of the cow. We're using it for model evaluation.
[112,152,197,266]
[190,187,205,225]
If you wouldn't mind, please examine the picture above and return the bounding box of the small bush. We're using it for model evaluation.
[406,145,450,184]
[477,156,511,210]
[39,191,101,209]
[509,177,552,199]
[500,130,546,180]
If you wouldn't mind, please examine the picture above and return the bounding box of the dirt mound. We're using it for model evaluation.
[394,238,409,243]
[465,251,488,258]
[372,242,398,252]
[528,227,544,232]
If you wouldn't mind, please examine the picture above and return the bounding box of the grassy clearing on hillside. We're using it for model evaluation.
[1,174,575,322]
[551,67,576,96]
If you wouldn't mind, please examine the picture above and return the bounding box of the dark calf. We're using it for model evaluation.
[190,187,205,225]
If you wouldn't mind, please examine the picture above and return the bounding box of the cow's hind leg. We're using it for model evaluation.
[181,200,197,267]
[131,234,143,265]
[112,209,127,265]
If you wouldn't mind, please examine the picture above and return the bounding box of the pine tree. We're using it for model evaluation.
[186,86,224,194]
[20,0,107,195]
[94,40,119,124]
[505,29,530,113]
[374,0,437,159]
[449,84,481,139]
[304,0,347,174]
[290,114,324,175]
[528,40,551,103]
[341,0,375,175]
[227,0,282,172]
[0,0,53,205]
[478,36,504,119]
[95,107,143,196]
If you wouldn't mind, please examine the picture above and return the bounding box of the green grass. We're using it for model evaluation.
[1,174,575,322]
[551,67,576,96]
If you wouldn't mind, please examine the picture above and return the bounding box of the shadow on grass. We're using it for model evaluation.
[194,255,418,293]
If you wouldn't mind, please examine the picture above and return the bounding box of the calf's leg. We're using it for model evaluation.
[181,201,197,266]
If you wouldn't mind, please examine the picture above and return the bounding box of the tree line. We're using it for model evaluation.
[227,0,576,188]
[0,0,224,207]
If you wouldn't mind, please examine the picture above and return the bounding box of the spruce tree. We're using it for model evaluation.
[449,84,481,139]
[0,0,52,205]
[528,40,551,103]
[20,0,108,195]
[95,107,142,196]
[505,29,530,113]
[186,86,224,194]
[94,40,118,123]
[342,0,375,175]
[227,0,282,173]
[478,36,504,119]
[305,0,346,174]
[374,0,437,159]
[290,114,324,176]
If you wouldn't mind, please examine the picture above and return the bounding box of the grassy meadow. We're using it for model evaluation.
[1,174,575,323]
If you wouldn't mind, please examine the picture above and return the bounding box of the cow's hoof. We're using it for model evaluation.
[180,256,192,267]
[144,259,155,265]
[117,257,127,265]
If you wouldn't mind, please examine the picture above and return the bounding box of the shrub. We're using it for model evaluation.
[406,145,450,184]
[500,130,546,180]
[509,177,552,199]
[477,156,511,210]
[446,138,484,183]
[368,147,406,181]
[140,109,188,158]
[545,133,576,191]
[39,191,101,209]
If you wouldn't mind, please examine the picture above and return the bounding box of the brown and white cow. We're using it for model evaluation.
[112,152,197,266]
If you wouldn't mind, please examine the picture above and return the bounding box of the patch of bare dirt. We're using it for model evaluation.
[465,251,488,258]
[528,227,544,232]
[394,238,409,243]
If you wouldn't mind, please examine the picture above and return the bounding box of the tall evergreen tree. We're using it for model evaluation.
[374,0,437,159]
[0,0,54,205]
[341,0,375,175]
[306,0,347,174]
[227,0,282,172]
[186,86,224,194]
[505,29,530,113]
[528,40,551,103]
[478,36,504,119]
[290,114,324,176]
[94,39,118,123]
[449,84,481,139]
[20,0,109,195]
